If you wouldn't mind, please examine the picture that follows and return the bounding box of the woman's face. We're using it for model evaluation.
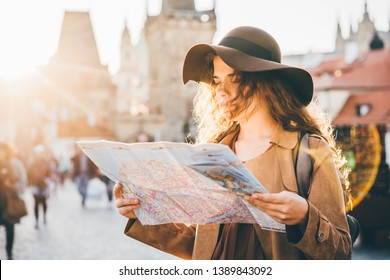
[213,56,261,121]
[212,56,239,118]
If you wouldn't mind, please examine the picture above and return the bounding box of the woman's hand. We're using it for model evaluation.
[113,182,140,219]
[244,191,309,226]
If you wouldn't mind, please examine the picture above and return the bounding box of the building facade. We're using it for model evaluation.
[112,0,216,142]
[42,11,116,158]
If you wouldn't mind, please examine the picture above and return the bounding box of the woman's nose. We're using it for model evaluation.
[215,83,227,96]
[215,89,226,98]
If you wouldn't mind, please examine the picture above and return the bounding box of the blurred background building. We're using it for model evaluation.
[283,2,390,244]
[112,0,216,142]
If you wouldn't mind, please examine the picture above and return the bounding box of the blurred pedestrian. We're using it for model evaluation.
[47,152,60,195]
[0,141,26,259]
[57,156,71,186]
[100,174,114,205]
[71,148,98,207]
[9,144,28,195]
[28,145,51,229]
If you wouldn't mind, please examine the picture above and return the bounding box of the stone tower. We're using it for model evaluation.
[335,20,344,53]
[114,22,149,116]
[112,22,151,141]
[350,2,376,53]
[144,0,216,141]
[114,23,132,115]
[44,11,116,125]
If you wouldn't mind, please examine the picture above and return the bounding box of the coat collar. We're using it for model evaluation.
[218,122,299,196]
[270,125,299,150]
[218,123,240,147]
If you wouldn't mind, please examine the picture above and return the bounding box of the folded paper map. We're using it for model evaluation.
[77,140,285,232]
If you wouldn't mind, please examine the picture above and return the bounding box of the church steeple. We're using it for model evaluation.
[52,12,102,67]
[121,20,131,46]
[119,20,132,70]
[349,20,354,36]
[335,17,344,52]
[363,1,370,21]
[336,18,342,36]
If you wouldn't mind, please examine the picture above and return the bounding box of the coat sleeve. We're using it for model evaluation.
[124,218,196,259]
[287,137,352,259]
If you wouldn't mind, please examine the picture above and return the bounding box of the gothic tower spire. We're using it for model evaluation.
[335,16,345,52]
[363,1,370,21]
[119,20,132,70]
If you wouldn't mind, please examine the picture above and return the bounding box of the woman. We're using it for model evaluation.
[114,26,352,259]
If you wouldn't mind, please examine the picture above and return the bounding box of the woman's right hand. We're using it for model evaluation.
[113,182,140,219]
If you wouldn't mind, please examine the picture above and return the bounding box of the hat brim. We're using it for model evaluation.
[183,44,313,106]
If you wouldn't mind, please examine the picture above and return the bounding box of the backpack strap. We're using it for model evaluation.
[294,131,313,198]
[293,131,360,245]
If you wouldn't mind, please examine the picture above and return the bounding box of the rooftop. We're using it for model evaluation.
[310,48,390,91]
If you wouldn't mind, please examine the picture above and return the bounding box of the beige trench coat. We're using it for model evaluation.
[124,126,352,259]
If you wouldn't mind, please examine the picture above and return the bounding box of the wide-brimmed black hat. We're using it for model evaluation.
[182,26,313,106]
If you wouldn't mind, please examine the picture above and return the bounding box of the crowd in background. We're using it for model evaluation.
[0,140,114,260]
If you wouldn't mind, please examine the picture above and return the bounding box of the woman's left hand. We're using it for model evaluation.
[244,191,309,226]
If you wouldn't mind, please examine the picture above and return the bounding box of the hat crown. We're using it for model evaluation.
[218,26,281,63]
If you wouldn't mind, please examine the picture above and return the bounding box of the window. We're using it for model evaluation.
[356,104,371,117]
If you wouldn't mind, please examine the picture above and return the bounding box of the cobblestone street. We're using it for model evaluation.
[0,180,388,260]
[0,180,177,260]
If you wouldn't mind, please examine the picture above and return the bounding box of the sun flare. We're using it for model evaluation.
[0,59,36,80]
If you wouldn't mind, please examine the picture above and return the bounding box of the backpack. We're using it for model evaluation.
[293,132,360,245]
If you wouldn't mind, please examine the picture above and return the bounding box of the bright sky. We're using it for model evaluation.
[0,0,388,75]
